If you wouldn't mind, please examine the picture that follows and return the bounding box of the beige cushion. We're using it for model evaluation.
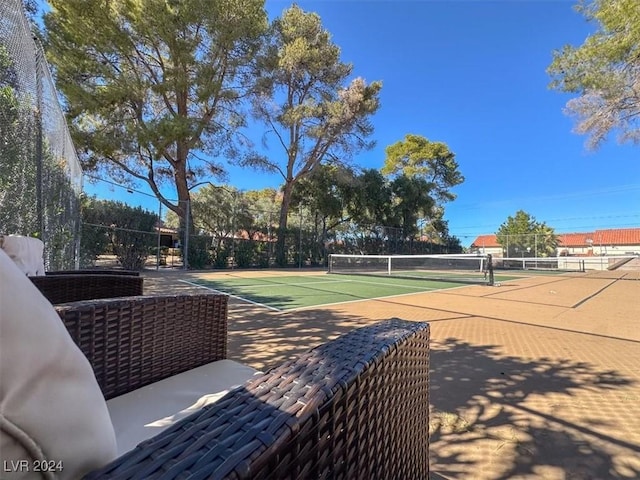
[0,235,46,276]
[0,249,117,479]
[107,360,259,455]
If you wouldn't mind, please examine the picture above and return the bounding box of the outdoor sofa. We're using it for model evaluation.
[1,241,431,479]
[0,234,144,303]
[45,269,140,276]
[57,293,431,479]
[30,273,144,304]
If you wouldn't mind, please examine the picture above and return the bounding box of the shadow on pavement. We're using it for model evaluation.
[429,338,639,479]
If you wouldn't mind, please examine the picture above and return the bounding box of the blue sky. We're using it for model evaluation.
[82,0,640,245]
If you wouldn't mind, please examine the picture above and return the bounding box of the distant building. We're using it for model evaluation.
[555,232,592,256]
[469,234,503,256]
[470,227,640,257]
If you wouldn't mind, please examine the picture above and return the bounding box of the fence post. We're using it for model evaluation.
[268,210,272,265]
[183,200,190,270]
[34,40,44,244]
[231,191,236,270]
[298,204,303,269]
[156,201,162,270]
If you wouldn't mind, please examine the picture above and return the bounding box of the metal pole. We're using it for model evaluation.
[298,204,303,269]
[35,42,44,245]
[231,192,236,270]
[156,201,162,271]
[268,210,272,266]
[183,200,190,270]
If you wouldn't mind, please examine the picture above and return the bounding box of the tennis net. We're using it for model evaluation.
[328,254,494,285]
[493,257,586,272]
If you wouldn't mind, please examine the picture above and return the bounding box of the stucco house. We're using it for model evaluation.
[556,232,592,256]
[469,234,503,256]
[588,228,640,256]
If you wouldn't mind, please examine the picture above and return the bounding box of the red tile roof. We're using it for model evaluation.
[593,228,640,245]
[472,228,640,248]
[471,234,500,247]
[557,232,592,247]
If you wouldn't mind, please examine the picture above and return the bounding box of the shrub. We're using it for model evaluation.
[186,235,213,269]
[80,198,157,270]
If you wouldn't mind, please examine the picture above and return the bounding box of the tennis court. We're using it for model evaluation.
[181,270,520,311]
[145,259,639,480]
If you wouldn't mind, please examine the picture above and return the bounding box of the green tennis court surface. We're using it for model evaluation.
[182,273,518,312]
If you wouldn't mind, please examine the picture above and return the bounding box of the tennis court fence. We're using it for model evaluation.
[0,0,82,269]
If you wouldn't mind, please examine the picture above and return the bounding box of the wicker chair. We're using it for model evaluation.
[30,273,144,304]
[55,294,430,480]
[46,269,140,276]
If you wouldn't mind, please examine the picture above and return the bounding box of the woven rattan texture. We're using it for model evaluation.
[46,269,140,276]
[83,318,430,480]
[30,274,144,303]
[56,294,228,400]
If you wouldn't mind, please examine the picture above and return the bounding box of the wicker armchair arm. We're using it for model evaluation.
[30,274,144,304]
[84,318,430,479]
[56,294,228,400]
[46,269,140,276]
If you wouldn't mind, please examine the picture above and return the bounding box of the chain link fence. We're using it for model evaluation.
[82,178,460,271]
[470,233,559,258]
[0,0,82,269]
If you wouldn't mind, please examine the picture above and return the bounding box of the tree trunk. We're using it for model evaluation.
[275,180,294,266]
[174,145,194,268]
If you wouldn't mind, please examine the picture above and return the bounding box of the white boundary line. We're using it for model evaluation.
[339,278,439,290]
[178,279,283,312]
[182,275,483,314]
[286,288,439,312]
[286,281,485,312]
[237,279,347,289]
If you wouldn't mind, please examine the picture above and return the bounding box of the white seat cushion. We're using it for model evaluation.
[0,249,117,479]
[107,360,260,455]
[0,235,46,276]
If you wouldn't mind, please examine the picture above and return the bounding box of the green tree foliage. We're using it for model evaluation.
[381,134,464,203]
[0,45,38,236]
[165,186,277,268]
[249,5,382,265]
[347,169,393,234]
[496,210,558,257]
[81,198,158,270]
[548,0,640,149]
[388,175,436,239]
[380,134,462,247]
[44,0,268,231]
[243,188,279,239]
[291,164,357,263]
[165,185,253,238]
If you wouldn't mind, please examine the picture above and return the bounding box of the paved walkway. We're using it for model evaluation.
[144,269,640,479]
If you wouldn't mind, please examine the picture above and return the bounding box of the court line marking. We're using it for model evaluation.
[287,281,484,312]
[178,279,283,312]
[285,288,439,312]
[185,275,484,312]
[571,278,618,308]
[285,280,487,312]
[219,279,348,289]
[192,275,449,292]
[338,277,459,290]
